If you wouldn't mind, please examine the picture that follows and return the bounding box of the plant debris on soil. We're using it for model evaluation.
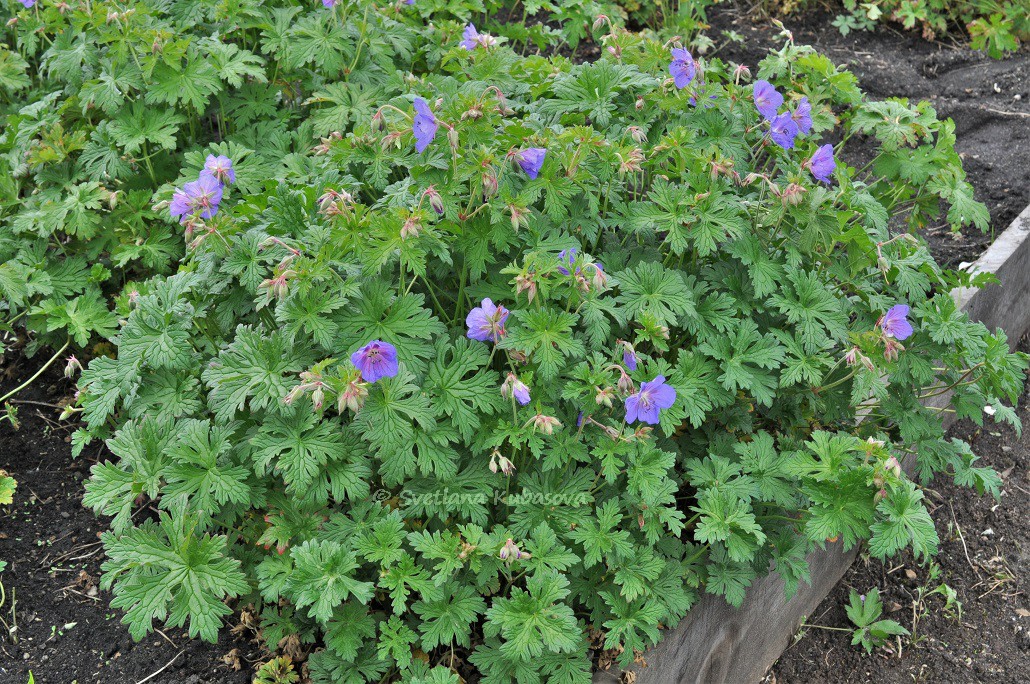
[706,3,1030,268]
[0,353,260,684]
[769,337,1030,683]
[1,8,1029,684]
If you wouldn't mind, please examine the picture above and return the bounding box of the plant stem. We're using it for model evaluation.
[0,338,71,406]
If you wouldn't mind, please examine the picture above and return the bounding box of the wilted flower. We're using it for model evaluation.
[350,340,399,383]
[203,155,235,184]
[617,148,645,175]
[625,375,677,425]
[791,97,813,135]
[515,148,547,180]
[780,183,806,206]
[879,304,913,340]
[466,298,509,343]
[501,373,531,406]
[752,80,783,121]
[412,97,438,154]
[807,144,836,183]
[169,173,223,223]
[64,355,82,379]
[557,247,578,275]
[769,112,799,149]
[668,47,696,89]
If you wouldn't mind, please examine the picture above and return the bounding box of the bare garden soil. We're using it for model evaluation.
[1,6,1029,684]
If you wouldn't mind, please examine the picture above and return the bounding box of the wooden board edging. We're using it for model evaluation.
[593,202,1030,684]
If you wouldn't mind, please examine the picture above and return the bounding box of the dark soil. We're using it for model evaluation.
[770,337,1030,683]
[707,3,1030,268]
[0,352,261,684]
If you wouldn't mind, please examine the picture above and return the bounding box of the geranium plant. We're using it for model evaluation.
[65,9,1024,684]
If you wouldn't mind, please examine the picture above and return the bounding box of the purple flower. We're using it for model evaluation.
[18,0,34,6]
[769,112,799,150]
[461,23,480,50]
[557,247,578,275]
[669,48,696,89]
[169,173,223,223]
[412,97,438,154]
[350,340,399,383]
[791,97,813,135]
[753,80,783,121]
[203,154,235,184]
[515,148,546,180]
[625,375,677,425]
[622,343,638,371]
[880,305,913,341]
[322,0,337,6]
[466,298,509,343]
[502,373,531,406]
[808,144,836,183]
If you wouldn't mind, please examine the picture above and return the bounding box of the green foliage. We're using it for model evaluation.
[0,1,1021,682]
[846,588,909,652]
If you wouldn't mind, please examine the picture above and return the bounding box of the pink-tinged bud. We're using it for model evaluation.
[595,386,615,408]
[283,385,303,406]
[733,63,751,84]
[424,186,444,215]
[371,110,386,132]
[844,346,859,367]
[617,148,644,175]
[589,264,608,291]
[627,126,646,144]
[259,269,296,299]
[885,456,902,478]
[658,325,670,340]
[481,171,498,198]
[514,273,537,303]
[617,369,635,395]
[501,373,531,406]
[311,387,325,411]
[7,17,18,27]
[498,538,528,563]
[592,14,609,30]
[866,436,886,450]
[64,356,83,379]
[635,96,645,111]
[381,131,404,150]
[607,45,622,59]
[401,215,421,240]
[489,450,500,474]
[338,380,369,413]
[874,487,887,502]
[882,337,904,362]
[447,126,459,152]
[461,106,483,121]
[529,414,561,435]
[106,11,119,23]
[508,205,529,232]
[781,183,806,206]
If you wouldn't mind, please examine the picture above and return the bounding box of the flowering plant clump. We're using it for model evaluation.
[14,4,1022,683]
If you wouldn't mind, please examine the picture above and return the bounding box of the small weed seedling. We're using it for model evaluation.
[847,588,909,653]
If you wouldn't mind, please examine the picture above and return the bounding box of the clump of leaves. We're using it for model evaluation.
[833,0,1027,56]
[846,588,909,652]
[254,656,300,684]
[54,4,1027,684]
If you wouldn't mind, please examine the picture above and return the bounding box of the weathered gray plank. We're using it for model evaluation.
[593,203,1030,684]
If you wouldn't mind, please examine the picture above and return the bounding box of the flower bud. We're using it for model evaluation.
[424,186,444,215]
[64,355,83,379]
[595,386,615,408]
[338,380,369,413]
[627,126,646,144]
[401,215,421,240]
[447,126,459,152]
[885,456,902,478]
[635,96,645,111]
[530,414,561,435]
[514,273,537,303]
[482,171,498,198]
